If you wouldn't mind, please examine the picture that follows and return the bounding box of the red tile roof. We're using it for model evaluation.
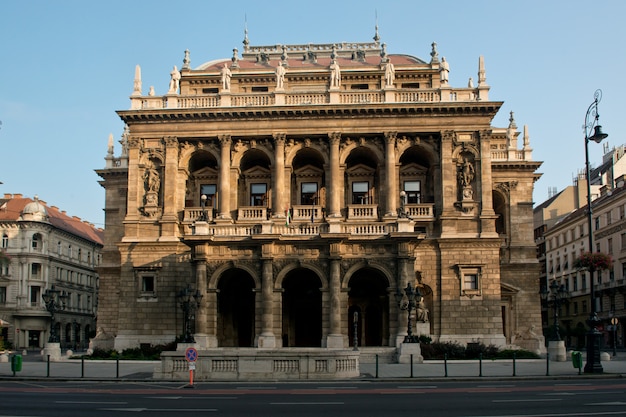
[0,194,103,245]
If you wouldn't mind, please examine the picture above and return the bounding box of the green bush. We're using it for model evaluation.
[419,341,539,360]
[496,349,539,359]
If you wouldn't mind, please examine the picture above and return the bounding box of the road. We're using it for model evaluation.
[1,379,626,417]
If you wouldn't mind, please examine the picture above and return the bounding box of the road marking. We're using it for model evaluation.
[397,385,438,389]
[270,402,344,405]
[466,411,626,417]
[56,401,127,404]
[316,386,357,389]
[587,402,626,406]
[99,408,217,413]
[492,399,561,403]
[477,385,515,388]
[236,386,277,390]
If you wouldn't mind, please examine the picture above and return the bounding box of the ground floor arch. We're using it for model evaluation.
[282,268,322,347]
[348,268,390,347]
[217,268,256,347]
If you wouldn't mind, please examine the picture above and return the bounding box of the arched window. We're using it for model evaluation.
[1,234,8,249]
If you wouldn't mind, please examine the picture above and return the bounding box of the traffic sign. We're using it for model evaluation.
[185,347,198,362]
[611,317,619,326]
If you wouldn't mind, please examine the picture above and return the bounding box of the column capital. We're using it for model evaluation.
[164,136,178,147]
[328,132,341,144]
[218,134,232,146]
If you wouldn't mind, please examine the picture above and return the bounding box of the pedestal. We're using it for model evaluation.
[42,342,62,362]
[325,334,345,349]
[548,340,566,362]
[397,342,423,364]
[257,334,278,349]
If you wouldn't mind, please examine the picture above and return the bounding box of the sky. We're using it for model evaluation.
[1,0,625,228]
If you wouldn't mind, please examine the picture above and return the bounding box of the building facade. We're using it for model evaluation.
[0,194,103,351]
[541,178,626,350]
[535,144,626,349]
[95,33,543,353]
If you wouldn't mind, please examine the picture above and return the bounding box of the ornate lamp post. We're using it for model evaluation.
[42,286,68,343]
[540,280,568,341]
[395,283,422,343]
[199,194,208,221]
[177,285,203,343]
[583,89,609,373]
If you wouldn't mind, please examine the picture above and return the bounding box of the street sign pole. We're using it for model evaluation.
[185,347,198,388]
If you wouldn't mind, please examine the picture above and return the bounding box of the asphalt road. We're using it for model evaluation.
[1,379,626,417]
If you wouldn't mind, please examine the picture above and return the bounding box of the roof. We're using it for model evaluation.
[0,194,104,245]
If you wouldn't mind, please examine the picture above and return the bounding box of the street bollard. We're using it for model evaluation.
[410,354,414,378]
[46,354,51,377]
[375,354,379,378]
[444,353,448,377]
[81,357,85,378]
[512,352,516,377]
[116,358,120,379]
[479,353,483,377]
[546,352,550,376]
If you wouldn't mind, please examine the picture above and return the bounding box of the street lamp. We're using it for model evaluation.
[583,89,609,374]
[42,286,68,343]
[540,280,568,341]
[199,194,208,221]
[177,285,203,343]
[395,283,422,343]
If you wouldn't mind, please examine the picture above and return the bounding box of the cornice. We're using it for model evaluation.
[117,102,503,123]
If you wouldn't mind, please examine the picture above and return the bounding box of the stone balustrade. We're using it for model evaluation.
[130,87,479,111]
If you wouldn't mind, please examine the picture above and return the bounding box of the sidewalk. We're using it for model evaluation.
[1,352,625,381]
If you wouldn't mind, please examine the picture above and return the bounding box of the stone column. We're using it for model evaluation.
[328,132,342,217]
[258,258,277,348]
[160,136,179,239]
[395,254,410,347]
[218,135,232,219]
[384,132,398,217]
[126,137,141,221]
[326,256,344,348]
[273,133,286,217]
[193,255,215,348]
[479,130,498,237]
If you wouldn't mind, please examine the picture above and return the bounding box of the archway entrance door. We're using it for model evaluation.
[282,269,322,347]
[217,269,255,347]
[348,269,390,347]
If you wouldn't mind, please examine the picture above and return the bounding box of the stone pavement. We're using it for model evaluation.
[1,351,625,381]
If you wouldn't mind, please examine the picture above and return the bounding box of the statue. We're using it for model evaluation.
[145,167,160,193]
[416,299,429,322]
[275,62,286,89]
[440,57,450,84]
[221,64,232,90]
[459,157,475,187]
[330,59,341,88]
[384,61,395,87]
[168,65,181,93]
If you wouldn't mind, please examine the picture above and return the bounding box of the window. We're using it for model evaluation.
[0,287,6,304]
[200,184,217,207]
[32,234,41,250]
[621,205,625,219]
[621,233,626,250]
[301,182,318,205]
[352,181,369,204]
[77,248,82,262]
[68,245,72,258]
[458,265,482,297]
[1,234,7,248]
[595,217,600,230]
[404,181,421,204]
[30,286,40,306]
[582,300,588,313]
[608,238,613,254]
[250,183,267,206]
[31,263,41,279]
[142,276,155,293]
[57,241,62,254]
[607,211,612,225]
[574,302,578,315]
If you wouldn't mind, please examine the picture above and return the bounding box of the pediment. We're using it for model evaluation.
[192,167,218,178]
[294,164,324,177]
[346,163,375,176]
[243,166,271,178]
[400,162,428,176]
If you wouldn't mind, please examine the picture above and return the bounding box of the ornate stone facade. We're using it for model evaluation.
[96,33,543,354]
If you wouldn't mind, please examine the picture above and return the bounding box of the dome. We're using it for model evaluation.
[21,195,49,221]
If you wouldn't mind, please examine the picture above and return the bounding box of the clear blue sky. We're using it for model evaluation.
[1,0,625,228]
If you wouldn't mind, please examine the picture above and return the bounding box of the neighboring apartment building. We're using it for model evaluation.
[543,182,626,349]
[95,31,543,355]
[535,144,626,349]
[0,194,103,351]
